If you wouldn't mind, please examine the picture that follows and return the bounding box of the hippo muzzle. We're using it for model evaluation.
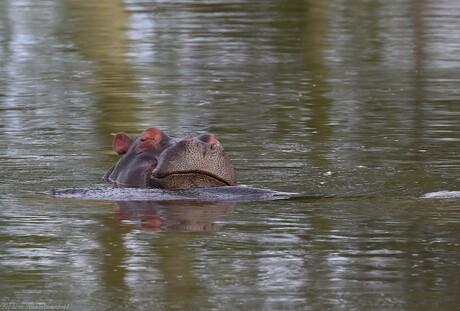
[149,135,237,189]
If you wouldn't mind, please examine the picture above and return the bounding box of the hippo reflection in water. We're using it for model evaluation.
[115,200,234,231]
[104,127,237,189]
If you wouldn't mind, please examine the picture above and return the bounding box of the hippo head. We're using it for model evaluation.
[104,128,237,189]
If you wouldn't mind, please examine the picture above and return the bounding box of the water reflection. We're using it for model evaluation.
[1,0,460,309]
[62,0,145,138]
[115,200,234,231]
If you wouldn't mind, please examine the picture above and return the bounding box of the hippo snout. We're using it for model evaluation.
[149,137,237,189]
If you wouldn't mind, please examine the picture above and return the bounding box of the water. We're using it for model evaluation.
[1,0,459,310]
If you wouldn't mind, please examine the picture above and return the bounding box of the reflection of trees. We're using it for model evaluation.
[301,1,332,166]
[96,200,233,309]
[62,0,142,141]
[300,197,460,310]
[96,210,130,309]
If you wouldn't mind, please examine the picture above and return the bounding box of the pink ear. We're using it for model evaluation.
[113,132,133,155]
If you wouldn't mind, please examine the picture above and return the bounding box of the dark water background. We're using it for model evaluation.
[1,0,459,310]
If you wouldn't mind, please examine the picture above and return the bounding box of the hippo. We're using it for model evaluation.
[103,127,237,189]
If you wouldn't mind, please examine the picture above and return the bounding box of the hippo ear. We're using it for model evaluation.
[113,132,133,155]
